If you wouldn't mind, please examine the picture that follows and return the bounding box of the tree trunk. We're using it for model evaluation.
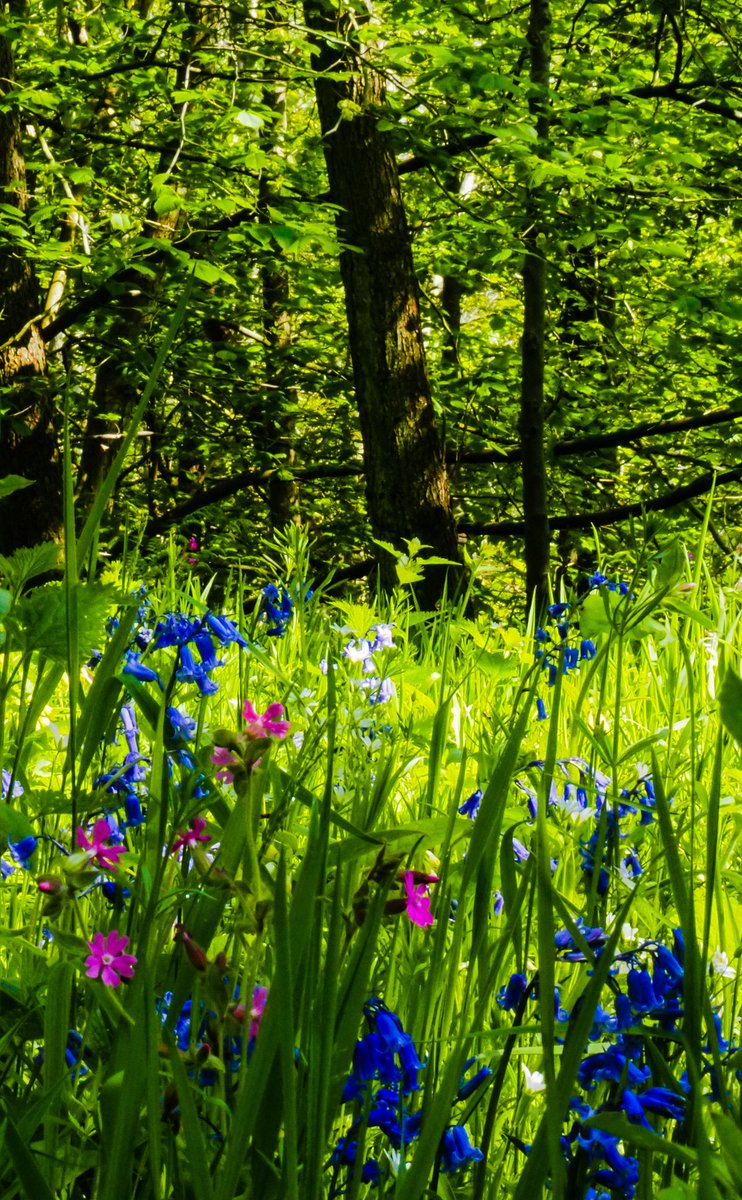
[519,0,552,615]
[303,0,463,606]
[256,21,301,531]
[0,11,62,553]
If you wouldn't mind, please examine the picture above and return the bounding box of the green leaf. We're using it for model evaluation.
[0,542,62,590]
[0,474,34,500]
[719,668,742,747]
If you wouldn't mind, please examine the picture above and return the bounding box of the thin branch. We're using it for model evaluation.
[457,465,742,537]
[99,404,742,544]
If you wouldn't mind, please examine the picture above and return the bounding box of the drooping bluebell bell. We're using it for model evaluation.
[439,1125,484,1173]
[176,644,219,695]
[8,834,37,869]
[261,584,294,636]
[458,788,483,820]
[497,972,529,1012]
[123,650,163,689]
[457,1058,493,1101]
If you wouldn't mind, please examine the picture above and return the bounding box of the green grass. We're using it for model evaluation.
[0,520,740,1198]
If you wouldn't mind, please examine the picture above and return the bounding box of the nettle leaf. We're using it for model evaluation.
[0,475,34,500]
[5,583,115,663]
[0,542,62,589]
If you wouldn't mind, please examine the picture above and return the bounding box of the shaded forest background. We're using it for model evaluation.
[2,0,742,608]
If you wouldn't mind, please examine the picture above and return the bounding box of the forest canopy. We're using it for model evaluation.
[2,0,742,605]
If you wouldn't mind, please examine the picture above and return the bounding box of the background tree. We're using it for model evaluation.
[2,0,742,602]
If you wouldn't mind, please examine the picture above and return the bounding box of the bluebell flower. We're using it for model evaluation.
[369,677,396,706]
[536,697,548,721]
[580,639,597,660]
[176,645,219,695]
[205,612,248,648]
[100,877,132,909]
[457,1058,493,1101]
[124,792,145,826]
[578,1046,650,1090]
[458,789,482,820]
[439,1125,484,1173]
[166,706,197,742]
[629,1086,686,1122]
[152,612,199,649]
[193,630,223,672]
[548,602,571,619]
[493,891,504,916]
[1,769,23,801]
[371,624,395,651]
[497,972,529,1011]
[8,834,37,869]
[123,651,164,689]
[627,968,660,1014]
[261,584,293,636]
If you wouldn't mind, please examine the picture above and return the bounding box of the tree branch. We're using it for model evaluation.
[115,404,742,542]
[457,465,742,537]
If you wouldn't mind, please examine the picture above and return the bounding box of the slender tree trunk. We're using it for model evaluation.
[303,0,463,606]
[255,14,300,529]
[0,6,62,552]
[519,0,552,615]
[76,1,197,509]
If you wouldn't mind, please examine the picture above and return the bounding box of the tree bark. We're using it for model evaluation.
[0,6,62,552]
[519,0,552,615]
[303,0,463,606]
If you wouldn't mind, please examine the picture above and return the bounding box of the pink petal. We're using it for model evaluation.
[100,963,121,987]
[92,818,112,845]
[242,701,259,723]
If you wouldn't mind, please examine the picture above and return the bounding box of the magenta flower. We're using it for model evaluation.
[171,816,211,855]
[210,745,241,784]
[403,871,435,928]
[243,701,290,740]
[85,930,137,987]
[76,819,126,871]
[232,985,269,1039]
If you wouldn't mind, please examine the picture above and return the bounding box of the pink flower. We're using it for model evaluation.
[249,985,268,1038]
[76,819,126,871]
[85,930,137,987]
[210,745,241,783]
[403,871,435,928]
[171,816,211,855]
[242,701,290,740]
[232,985,269,1039]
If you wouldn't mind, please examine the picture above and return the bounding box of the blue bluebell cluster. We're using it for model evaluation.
[339,624,397,708]
[511,758,651,898]
[261,584,294,636]
[534,573,633,719]
[91,702,210,852]
[157,986,258,1088]
[496,922,737,1197]
[332,998,485,1191]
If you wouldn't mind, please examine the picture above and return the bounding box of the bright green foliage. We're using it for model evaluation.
[0,525,738,1197]
[2,2,742,585]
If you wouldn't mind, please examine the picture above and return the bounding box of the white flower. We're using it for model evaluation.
[343,639,372,663]
[521,1064,546,1094]
[711,949,736,979]
[621,922,638,943]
